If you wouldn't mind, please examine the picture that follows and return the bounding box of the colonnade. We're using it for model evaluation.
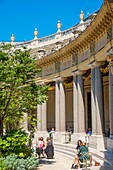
[37,61,113,143]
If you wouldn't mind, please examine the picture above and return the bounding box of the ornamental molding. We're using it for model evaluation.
[107,26,112,42]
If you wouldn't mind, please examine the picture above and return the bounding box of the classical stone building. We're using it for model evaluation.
[7,0,113,152]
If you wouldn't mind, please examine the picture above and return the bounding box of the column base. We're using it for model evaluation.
[110,134,113,139]
[53,131,68,143]
[89,135,106,150]
[107,138,113,153]
[35,131,49,140]
[71,133,86,144]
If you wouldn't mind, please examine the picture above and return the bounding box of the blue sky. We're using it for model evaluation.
[0,0,103,42]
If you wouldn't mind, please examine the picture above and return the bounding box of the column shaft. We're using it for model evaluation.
[41,102,47,131]
[78,74,85,133]
[91,68,96,134]
[95,66,104,135]
[55,81,60,131]
[73,75,78,133]
[60,79,66,131]
[109,64,113,137]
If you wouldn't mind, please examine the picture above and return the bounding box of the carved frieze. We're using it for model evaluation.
[95,34,107,53]
[55,61,60,73]
[78,49,90,63]
[42,64,55,76]
[90,41,95,57]
[107,26,112,42]
[72,53,78,66]
[60,58,72,70]
[37,70,42,77]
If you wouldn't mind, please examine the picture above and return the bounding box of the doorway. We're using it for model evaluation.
[87,92,92,129]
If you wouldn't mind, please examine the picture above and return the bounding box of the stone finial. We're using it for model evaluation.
[80,11,84,22]
[10,34,15,43]
[57,20,62,32]
[34,28,38,39]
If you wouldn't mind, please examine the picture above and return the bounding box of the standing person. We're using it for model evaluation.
[36,137,45,158]
[86,128,92,136]
[49,127,55,141]
[45,137,54,159]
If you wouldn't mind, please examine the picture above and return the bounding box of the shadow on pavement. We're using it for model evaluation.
[39,158,56,166]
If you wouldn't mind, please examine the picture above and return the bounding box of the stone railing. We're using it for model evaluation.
[15,20,91,49]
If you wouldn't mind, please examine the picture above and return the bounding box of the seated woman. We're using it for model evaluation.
[71,141,92,169]
[71,140,82,169]
[45,137,54,159]
[78,141,90,162]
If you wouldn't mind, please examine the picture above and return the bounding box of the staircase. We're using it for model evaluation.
[54,142,113,169]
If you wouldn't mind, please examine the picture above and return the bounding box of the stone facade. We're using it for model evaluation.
[33,0,113,152]
[2,0,113,152]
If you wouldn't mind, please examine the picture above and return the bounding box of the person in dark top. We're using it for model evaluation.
[78,141,90,162]
[71,141,92,169]
[76,140,82,151]
[71,140,82,169]
[86,128,92,136]
[45,137,54,159]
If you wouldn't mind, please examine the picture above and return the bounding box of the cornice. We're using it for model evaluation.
[36,1,113,67]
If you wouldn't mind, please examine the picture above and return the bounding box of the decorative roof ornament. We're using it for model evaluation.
[34,28,38,39]
[57,20,62,32]
[80,11,84,22]
[10,34,15,44]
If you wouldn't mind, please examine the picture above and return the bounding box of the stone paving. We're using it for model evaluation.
[37,151,113,170]
[37,152,72,170]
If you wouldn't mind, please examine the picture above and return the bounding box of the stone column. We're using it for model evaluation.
[73,73,78,133]
[109,61,113,138]
[77,71,85,133]
[55,80,60,132]
[94,61,104,135]
[37,104,42,131]
[41,102,47,131]
[89,64,96,135]
[59,78,66,131]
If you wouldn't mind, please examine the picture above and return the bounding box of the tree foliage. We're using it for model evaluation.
[0,44,48,135]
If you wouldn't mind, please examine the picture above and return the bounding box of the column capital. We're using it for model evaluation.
[88,63,95,69]
[106,48,113,62]
[53,76,65,82]
[109,61,113,75]
[93,61,104,67]
[53,76,62,82]
[73,69,85,75]
[107,56,113,63]
[72,70,78,76]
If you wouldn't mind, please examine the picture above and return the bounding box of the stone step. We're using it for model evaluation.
[54,146,97,166]
[54,142,112,166]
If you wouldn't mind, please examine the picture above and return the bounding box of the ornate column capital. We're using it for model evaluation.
[76,70,85,75]
[72,69,85,75]
[106,50,113,75]
[72,70,78,76]
[106,48,113,62]
[53,76,62,82]
[109,61,113,75]
[93,61,104,67]
[88,63,95,69]
[107,56,113,63]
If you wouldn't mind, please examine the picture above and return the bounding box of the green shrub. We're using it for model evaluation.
[0,154,39,170]
[0,158,7,170]
[0,130,31,158]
